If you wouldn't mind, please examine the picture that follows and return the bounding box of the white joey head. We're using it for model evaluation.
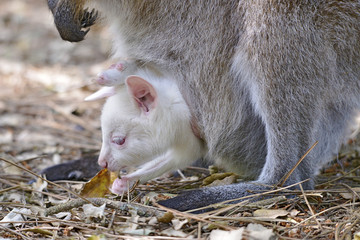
[93,76,162,171]
[85,72,204,192]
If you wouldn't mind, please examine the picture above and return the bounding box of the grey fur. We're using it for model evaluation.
[49,0,360,211]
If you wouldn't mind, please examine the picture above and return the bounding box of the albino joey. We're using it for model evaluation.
[85,62,205,194]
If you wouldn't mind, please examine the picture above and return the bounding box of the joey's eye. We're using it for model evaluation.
[111,136,125,145]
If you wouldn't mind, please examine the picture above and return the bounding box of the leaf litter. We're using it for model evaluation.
[1,0,360,239]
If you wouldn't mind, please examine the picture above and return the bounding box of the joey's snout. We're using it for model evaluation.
[98,157,108,169]
[98,148,121,172]
[98,149,109,169]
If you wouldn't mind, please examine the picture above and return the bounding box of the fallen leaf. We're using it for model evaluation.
[126,209,140,231]
[0,208,32,227]
[161,228,189,238]
[122,229,153,236]
[253,209,288,219]
[0,154,22,175]
[80,168,118,198]
[202,172,238,186]
[22,228,53,236]
[157,212,174,223]
[171,218,188,230]
[210,224,274,240]
[299,193,323,198]
[88,234,107,240]
[180,176,199,182]
[339,187,360,200]
[82,203,106,219]
[141,192,159,205]
[246,223,275,239]
[8,193,23,203]
[206,221,230,231]
[210,228,244,240]
[290,209,300,218]
[148,217,158,225]
[54,212,71,220]
[29,206,46,217]
[206,175,238,187]
[32,177,48,192]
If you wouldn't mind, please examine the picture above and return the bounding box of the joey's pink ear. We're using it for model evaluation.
[125,75,157,113]
[84,86,116,101]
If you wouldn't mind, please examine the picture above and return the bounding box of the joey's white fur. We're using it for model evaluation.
[86,64,205,194]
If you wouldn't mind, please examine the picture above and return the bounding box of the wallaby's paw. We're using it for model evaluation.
[158,182,271,212]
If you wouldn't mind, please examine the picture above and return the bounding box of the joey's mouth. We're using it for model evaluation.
[106,164,127,175]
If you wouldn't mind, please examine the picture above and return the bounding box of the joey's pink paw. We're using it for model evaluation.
[110,177,134,194]
[110,178,128,194]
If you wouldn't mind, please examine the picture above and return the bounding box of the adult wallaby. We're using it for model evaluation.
[47,0,360,211]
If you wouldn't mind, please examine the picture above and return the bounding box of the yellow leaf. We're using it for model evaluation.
[23,228,53,236]
[354,231,360,240]
[80,169,118,198]
[253,209,288,219]
[157,212,174,223]
[202,172,238,186]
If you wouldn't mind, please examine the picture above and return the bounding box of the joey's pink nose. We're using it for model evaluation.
[98,147,110,168]
[96,75,106,85]
[98,157,108,169]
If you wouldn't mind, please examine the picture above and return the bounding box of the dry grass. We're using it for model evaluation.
[1,153,360,239]
[1,1,360,239]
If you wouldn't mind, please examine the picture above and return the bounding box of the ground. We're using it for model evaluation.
[1,1,360,239]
